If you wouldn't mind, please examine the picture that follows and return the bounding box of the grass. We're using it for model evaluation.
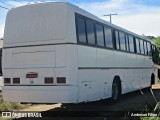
[143,116,160,119]
[0,118,13,120]
[0,91,29,111]
[0,102,28,120]
[139,99,160,120]
[0,102,28,111]
[129,84,160,120]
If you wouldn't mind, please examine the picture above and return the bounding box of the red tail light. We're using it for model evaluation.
[57,77,66,84]
[45,77,54,84]
[13,78,20,84]
[4,78,11,84]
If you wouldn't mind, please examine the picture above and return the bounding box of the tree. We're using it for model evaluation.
[154,36,160,50]
[153,36,160,65]
[147,36,155,40]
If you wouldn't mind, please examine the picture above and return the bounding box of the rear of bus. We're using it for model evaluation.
[2,2,78,103]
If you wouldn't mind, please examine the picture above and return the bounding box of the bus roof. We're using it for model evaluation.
[4,2,151,47]
[10,2,151,42]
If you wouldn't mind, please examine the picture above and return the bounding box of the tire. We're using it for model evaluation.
[151,74,155,85]
[110,81,121,103]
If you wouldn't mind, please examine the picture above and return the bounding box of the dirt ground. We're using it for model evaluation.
[15,84,160,119]
[152,83,160,89]
[21,84,160,112]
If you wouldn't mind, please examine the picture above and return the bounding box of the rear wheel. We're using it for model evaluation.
[151,74,155,85]
[111,80,121,103]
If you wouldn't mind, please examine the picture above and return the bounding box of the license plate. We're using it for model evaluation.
[26,72,38,78]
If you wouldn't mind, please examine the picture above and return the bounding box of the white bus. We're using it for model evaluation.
[2,2,158,103]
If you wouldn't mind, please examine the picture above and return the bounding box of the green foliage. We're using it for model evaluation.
[153,36,160,65]
[0,102,28,111]
[153,36,160,50]
[140,102,160,120]
[141,117,160,120]
[0,118,13,120]
[0,102,12,111]
[147,36,155,40]
[154,102,160,111]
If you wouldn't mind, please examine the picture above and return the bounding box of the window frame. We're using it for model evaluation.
[135,38,141,54]
[119,31,126,51]
[104,26,113,49]
[147,42,151,56]
[115,30,120,50]
[128,35,135,53]
[75,13,152,56]
[125,34,130,52]
[86,19,96,46]
[95,23,105,48]
[139,39,145,55]
[76,15,87,45]
[143,41,148,55]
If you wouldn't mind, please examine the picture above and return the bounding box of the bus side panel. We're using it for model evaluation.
[77,45,114,102]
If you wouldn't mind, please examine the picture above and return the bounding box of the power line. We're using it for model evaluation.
[0,1,16,7]
[0,5,10,10]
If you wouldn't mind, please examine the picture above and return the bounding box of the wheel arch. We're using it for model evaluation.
[112,75,122,94]
[151,73,155,85]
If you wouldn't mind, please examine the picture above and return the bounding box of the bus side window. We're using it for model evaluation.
[104,26,113,48]
[136,38,140,54]
[144,41,147,55]
[151,45,158,64]
[125,34,129,52]
[119,32,126,51]
[129,35,134,53]
[140,40,144,54]
[96,24,105,47]
[115,30,120,50]
[76,17,87,44]
[86,20,96,46]
[147,42,151,56]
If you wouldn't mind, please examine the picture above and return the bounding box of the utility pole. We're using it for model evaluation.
[104,13,118,23]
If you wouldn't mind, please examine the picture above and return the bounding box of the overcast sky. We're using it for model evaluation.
[0,0,160,38]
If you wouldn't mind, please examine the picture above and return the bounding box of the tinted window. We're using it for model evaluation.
[104,27,113,48]
[119,32,126,50]
[147,42,151,55]
[86,20,95,45]
[76,17,87,43]
[140,40,144,54]
[136,38,140,54]
[125,35,129,51]
[152,45,156,63]
[115,31,120,49]
[144,41,147,55]
[129,35,134,52]
[96,24,105,47]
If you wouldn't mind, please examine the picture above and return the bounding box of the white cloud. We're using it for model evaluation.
[0,0,45,37]
[77,0,160,36]
[111,13,160,36]
[0,0,160,37]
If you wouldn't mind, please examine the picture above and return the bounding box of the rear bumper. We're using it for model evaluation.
[2,85,78,103]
